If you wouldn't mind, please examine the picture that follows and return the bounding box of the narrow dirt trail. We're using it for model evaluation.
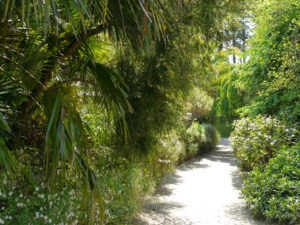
[136,139,273,225]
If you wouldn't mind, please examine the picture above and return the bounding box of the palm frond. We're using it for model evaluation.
[87,60,132,136]
[44,90,104,224]
[0,112,16,173]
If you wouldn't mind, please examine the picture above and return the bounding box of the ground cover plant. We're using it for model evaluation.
[242,143,300,224]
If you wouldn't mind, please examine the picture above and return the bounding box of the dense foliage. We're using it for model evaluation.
[242,143,300,224]
[184,123,220,160]
[239,0,300,120]
[231,115,299,171]
[0,0,249,223]
[229,0,300,223]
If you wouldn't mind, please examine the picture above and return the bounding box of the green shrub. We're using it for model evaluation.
[156,131,185,173]
[183,122,220,159]
[99,163,148,224]
[184,88,214,123]
[200,124,221,152]
[242,143,300,224]
[230,115,299,171]
[214,116,232,138]
[183,122,202,159]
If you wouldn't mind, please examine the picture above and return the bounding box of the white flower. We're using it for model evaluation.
[48,218,52,223]
[0,218,4,224]
[8,192,13,196]
[39,194,44,199]
[49,201,53,207]
[35,187,39,192]
[43,215,48,220]
[40,207,43,211]
[17,202,24,207]
[19,194,23,198]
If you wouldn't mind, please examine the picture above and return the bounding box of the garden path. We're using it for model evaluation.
[136,138,274,225]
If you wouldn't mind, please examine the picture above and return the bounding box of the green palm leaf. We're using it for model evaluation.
[44,91,104,224]
[0,112,16,173]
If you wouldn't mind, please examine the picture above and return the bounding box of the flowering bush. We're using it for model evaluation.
[242,143,300,224]
[230,115,299,171]
[0,174,84,225]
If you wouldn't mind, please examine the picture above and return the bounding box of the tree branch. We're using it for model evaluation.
[21,24,107,121]
[61,24,106,59]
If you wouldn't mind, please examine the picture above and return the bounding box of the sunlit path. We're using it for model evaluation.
[136,139,273,225]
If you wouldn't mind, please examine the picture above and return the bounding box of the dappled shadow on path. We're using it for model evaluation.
[137,211,194,225]
[203,139,236,166]
[155,173,183,196]
[205,149,236,167]
[224,202,276,225]
[231,170,242,190]
[136,138,274,225]
[155,158,211,197]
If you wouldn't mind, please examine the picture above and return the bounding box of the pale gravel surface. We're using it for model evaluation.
[136,139,274,225]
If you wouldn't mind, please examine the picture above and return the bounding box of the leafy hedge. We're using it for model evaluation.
[183,122,220,160]
[230,115,299,171]
[242,143,300,224]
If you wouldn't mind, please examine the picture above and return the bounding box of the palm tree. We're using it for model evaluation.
[0,0,177,223]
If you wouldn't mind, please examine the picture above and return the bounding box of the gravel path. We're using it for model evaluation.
[136,139,274,225]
